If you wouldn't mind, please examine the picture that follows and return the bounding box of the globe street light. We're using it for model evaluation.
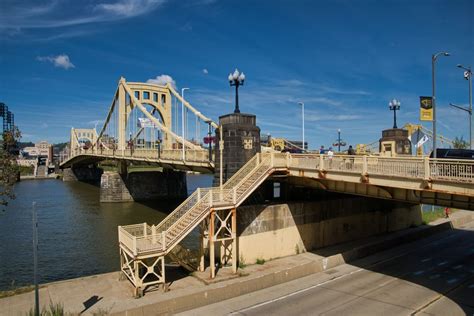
[228,69,245,113]
[432,51,450,158]
[389,99,401,129]
[457,64,472,149]
[298,102,305,152]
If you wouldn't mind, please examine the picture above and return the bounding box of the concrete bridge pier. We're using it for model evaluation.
[100,161,187,203]
[62,164,103,183]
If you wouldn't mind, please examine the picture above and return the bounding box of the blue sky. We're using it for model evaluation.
[0,0,473,149]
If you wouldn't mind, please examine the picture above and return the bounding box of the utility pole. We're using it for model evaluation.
[32,202,39,316]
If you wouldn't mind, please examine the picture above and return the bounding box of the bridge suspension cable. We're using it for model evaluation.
[83,77,218,159]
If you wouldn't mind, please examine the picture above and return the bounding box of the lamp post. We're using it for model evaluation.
[389,99,401,129]
[457,64,472,149]
[432,52,450,158]
[337,129,341,152]
[298,102,305,152]
[181,87,189,160]
[228,69,245,113]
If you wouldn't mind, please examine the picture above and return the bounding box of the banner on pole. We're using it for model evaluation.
[419,96,433,121]
[415,134,429,148]
[138,117,158,128]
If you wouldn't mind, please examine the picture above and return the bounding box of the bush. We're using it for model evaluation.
[256,258,265,265]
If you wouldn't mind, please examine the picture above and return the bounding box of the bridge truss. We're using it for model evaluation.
[63,77,219,167]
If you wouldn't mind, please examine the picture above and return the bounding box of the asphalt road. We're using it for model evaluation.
[180,221,474,316]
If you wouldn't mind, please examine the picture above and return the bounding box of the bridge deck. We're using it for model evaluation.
[60,148,214,172]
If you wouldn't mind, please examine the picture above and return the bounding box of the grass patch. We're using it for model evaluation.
[256,258,265,265]
[422,207,456,224]
[19,165,34,176]
[0,285,44,299]
[28,301,64,316]
[238,254,246,269]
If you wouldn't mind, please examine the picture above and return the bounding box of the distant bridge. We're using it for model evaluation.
[60,77,216,172]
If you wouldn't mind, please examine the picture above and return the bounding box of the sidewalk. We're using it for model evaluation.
[1,211,472,315]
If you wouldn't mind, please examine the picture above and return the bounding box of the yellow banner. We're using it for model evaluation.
[420,96,433,121]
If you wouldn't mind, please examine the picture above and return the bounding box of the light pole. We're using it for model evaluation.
[389,99,401,129]
[457,64,472,149]
[298,102,305,152]
[181,87,189,160]
[432,51,450,158]
[337,129,341,152]
[228,69,245,113]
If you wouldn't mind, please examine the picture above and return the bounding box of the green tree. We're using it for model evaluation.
[0,126,21,211]
[452,136,469,149]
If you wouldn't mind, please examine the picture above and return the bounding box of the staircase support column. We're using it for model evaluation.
[199,222,205,272]
[209,209,216,279]
[232,207,237,274]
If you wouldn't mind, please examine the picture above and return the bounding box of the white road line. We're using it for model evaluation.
[229,268,364,315]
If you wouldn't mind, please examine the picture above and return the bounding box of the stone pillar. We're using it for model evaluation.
[100,166,187,203]
[214,113,261,186]
[379,128,412,157]
[100,171,133,202]
[62,166,102,183]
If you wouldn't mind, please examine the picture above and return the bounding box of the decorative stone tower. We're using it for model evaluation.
[379,128,412,156]
[213,113,261,186]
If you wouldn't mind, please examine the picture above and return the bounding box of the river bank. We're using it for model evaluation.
[0,174,212,291]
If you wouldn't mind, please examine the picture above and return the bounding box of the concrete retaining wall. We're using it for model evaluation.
[237,197,421,263]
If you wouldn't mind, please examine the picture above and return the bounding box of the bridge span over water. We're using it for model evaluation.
[59,77,474,296]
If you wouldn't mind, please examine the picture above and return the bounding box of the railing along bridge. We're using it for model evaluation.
[119,152,474,296]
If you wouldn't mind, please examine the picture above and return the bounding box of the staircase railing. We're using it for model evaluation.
[119,152,278,257]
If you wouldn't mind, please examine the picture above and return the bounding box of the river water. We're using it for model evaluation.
[0,174,212,290]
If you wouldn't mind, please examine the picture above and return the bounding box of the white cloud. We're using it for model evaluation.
[0,0,167,32]
[88,119,104,126]
[37,54,75,69]
[94,0,166,18]
[202,68,209,74]
[147,74,177,89]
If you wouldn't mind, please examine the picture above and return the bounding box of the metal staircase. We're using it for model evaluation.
[118,153,275,296]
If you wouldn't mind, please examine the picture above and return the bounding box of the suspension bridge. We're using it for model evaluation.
[59,77,474,297]
[60,77,217,173]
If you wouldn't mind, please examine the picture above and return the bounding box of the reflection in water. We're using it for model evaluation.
[0,174,212,290]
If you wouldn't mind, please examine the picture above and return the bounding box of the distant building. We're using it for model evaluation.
[23,140,53,159]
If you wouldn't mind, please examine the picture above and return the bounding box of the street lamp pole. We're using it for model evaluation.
[298,102,305,152]
[181,87,189,161]
[432,52,450,158]
[228,69,245,113]
[389,99,401,129]
[457,64,472,149]
[337,129,341,152]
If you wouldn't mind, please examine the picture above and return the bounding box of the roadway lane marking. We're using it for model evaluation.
[229,268,364,315]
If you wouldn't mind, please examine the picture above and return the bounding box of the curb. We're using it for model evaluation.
[112,213,474,315]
